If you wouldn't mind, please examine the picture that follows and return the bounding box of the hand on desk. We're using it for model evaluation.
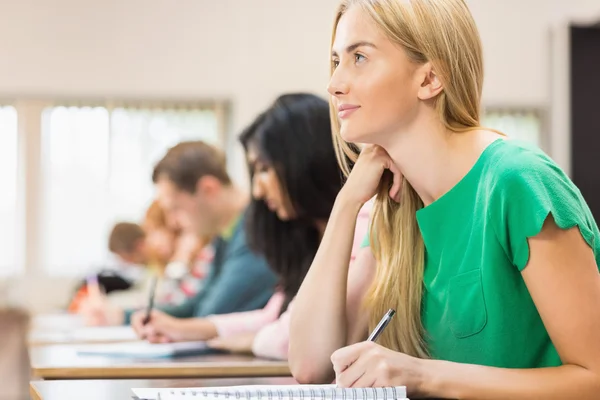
[131,309,185,343]
[78,294,124,327]
[207,333,256,354]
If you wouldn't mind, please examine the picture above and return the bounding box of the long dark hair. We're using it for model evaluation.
[240,93,343,312]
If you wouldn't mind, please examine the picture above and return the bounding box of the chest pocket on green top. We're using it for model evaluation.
[447,269,488,338]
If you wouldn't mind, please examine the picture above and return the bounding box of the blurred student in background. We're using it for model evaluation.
[69,222,148,313]
[75,200,211,317]
[143,199,215,306]
[131,93,372,360]
[81,140,277,326]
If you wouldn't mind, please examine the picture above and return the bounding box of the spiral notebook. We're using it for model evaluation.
[132,384,408,400]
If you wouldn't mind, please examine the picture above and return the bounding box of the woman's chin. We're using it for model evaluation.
[340,127,372,145]
[340,128,358,143]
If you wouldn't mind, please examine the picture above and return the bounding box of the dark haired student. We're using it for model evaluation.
[131,93,372,359]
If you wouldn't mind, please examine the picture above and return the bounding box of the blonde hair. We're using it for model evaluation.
[330,0,484,358]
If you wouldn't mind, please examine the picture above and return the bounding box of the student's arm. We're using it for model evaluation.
[251,305,291,360]
[289,147,400,384]
[131,309,218,342]
[332,217,600,399]
[133,293,283,343]
[201,295,286,355]
[255,246,374,362]
[289,197,374,383]
[207,292,284,337]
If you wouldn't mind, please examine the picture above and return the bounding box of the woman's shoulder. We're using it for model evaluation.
[480,139,576,200]
[485,139,558,176]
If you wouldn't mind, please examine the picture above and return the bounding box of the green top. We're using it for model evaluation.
[362,139,600,368]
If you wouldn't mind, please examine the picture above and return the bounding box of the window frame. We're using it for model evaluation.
[0,103,22,277]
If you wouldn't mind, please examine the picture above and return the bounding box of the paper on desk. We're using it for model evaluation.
[76,340,210,358]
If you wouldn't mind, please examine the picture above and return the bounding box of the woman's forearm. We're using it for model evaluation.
[421,359,600,400]
[289,193,363,383]
[176,318,219,341]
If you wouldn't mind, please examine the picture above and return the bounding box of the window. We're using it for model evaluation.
[0,106,19,276]
[40,106,111,274]
[40,104,222,276]
[108,108,220,221]
[482,108,545,147]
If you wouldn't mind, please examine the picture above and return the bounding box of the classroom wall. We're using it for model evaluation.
[1,0,600,312]
[2,0,600,184]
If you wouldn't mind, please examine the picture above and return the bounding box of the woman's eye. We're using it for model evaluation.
[355,53,365,63]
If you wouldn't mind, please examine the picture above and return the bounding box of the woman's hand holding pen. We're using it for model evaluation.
[330,309,428,397]
[331,341,427,397]
[131,309,184,343]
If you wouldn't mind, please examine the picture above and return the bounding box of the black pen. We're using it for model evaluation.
[367,308,396,342]
[142,275,158,325]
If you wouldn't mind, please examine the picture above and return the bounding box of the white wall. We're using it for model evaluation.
[468,0,600,171]
[2,0,600,182]
[1,0,600,312]
[471,0,600,104]
[0,0,340,185]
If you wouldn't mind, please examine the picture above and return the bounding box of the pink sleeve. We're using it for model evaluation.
[351,200,373,259]
[252,300,292,360]
[207,292,285,338]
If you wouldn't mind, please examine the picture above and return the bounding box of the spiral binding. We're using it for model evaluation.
[165,386,402,400]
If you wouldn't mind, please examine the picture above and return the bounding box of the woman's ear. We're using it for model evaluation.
[417,62,444,101]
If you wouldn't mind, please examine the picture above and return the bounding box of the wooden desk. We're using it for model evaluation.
[30,377,297,400]
[30,344,291,380]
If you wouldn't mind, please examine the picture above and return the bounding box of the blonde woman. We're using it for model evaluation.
[289,0,600,398]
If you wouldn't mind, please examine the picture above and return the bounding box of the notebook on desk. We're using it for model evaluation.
[76,340,218,358]
[132,384,408,400]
